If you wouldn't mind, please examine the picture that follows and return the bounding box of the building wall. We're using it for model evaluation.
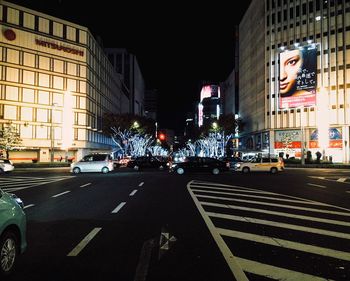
[221,70,236,116]
[0,1,123,162]
[239,0,350,163]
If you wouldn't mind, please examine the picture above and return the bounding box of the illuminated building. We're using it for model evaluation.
[198,84,222,127]
[239,0,350,163]
[0,1,137,162]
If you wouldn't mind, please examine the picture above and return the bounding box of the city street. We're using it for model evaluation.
[2,167,350,281]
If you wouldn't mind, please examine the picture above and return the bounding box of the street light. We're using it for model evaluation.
[50,103,58,162]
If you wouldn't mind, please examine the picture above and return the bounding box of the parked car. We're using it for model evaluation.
[170,156,230,175]
[236,157,284,174]
[126,156,168,171]
[70,153,114,174]
[0,189,26,277]
[0,159,15,174]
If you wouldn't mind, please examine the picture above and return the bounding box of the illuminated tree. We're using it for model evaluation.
[0,123,22,159]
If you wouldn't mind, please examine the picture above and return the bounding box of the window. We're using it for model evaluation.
[39,56,50,70]
[7,49,19,64]
[4,105,17,120]
[38,73,50,87]
[36,108,48,122]
[21,107,33,121]
[38,91,50,104]
[6,67,19,82]
[23,52,35,67]
[22,88,35,103]
[23,70,35,85]
[5,86,18,101]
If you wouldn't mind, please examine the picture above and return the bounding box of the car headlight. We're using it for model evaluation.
[171,163,177,168]
[10,193,24,209]
[235,163,241,168]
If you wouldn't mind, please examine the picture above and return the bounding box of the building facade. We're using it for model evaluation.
[0,1,125,162]
[239,0,350,163]
[105,48,145,116]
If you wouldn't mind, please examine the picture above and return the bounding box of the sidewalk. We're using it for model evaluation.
[285,163,350,169]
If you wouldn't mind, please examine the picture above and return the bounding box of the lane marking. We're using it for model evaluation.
[52,190,71,198]
[80,183,92,187]
[187,181,248,281]
[237,257,330,281]
[307,183,327,188]
[133,239,155,281]
[139,182,144,187]
[24,204,35,209]
[129,189,138,196]
[200,199,350,227]
[337,178,348,182]
[67,227,101,256]
[219,228,350,261]
[208,212,350,240]
[111,202,126,213]
[346,191,350,194]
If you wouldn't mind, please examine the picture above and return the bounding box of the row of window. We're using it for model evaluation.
[1,47,87,77]
[266,0,350,11]
[1,4,87,45]
[267,7,350,26]
[267,104,347,115]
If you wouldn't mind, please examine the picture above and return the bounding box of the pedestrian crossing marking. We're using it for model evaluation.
[188,180,350,281]
[0,176,74,192]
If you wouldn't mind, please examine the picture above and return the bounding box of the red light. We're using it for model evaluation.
[159,133,165,141]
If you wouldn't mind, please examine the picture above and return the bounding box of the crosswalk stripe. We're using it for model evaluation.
[208,212,350,240]
[337,178,348,182]
[218,228,350,261]
[197,194,350,217]
[237,257,331,281]
[192,188,329,206]
[200,199,350,227]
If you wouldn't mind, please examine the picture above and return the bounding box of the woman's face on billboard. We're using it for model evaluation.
[279,49,303,95]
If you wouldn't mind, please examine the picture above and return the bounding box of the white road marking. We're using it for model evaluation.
[237,257,330,281]
[111,202,126,213]
[307,183,326,188]
[133,239,155,281]
[218,228,350,261]
[337,178,348,182]
[346,191,350,194]
[187,181,249,281]
[200,199,350,227]
[52,190,71,198]
[24,204,35,209]
[129,189,138,196]
[139,182,144,187]
[80,183,91,187]
[67,227,101,256]
[208,212,350,240]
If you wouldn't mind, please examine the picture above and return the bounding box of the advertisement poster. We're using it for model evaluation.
[309,128,342,148]
[279,45,317,109]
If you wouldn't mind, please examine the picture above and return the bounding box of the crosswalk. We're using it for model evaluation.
[0,176,74,192]
[309,176,350,184]
[188,180,350,281]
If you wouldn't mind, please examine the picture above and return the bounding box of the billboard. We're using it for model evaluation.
[279,45,317,109]
[309,128,342,148]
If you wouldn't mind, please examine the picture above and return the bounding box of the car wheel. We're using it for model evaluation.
[176,168,184,175]
[0,230,18,276]
[270,167,278,174]
[212,168,220,175]
[242,167,250,174]
[101,167,109,174]
[72,167,81,174]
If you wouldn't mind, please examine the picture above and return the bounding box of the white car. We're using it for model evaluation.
[0,159,15,174]
[70,153,114,174]
[236,157,284,174]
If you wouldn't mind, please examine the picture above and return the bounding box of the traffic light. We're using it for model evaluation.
[158,132,166,141]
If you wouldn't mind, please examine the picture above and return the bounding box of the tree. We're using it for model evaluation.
[0,123,22,159]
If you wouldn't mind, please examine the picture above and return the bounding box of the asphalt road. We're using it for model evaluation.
[2,167,350,281]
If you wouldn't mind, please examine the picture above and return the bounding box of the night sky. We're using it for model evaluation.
[6,0,251,134]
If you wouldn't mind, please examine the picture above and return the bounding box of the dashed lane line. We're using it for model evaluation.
[23,204,35,209]
[129,189,138,196]
[139,182,144,187]
[52,190,71,198]
[111,202,126,214]
[80,183,92,187]
[67,227,102,256]
[307,183,327,188]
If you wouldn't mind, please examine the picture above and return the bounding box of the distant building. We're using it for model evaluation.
[144,89,158,120]
[198,84,222,127]
[104,48,145,116]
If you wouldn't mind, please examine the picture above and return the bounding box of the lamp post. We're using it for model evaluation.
[50,103,57,162]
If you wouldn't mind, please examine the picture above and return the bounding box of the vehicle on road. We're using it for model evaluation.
[0,189,26,277]
[70,153,114,174]
[170,156,230,175]
[0,159,15,174]
[126,156,168,171]
[220,156,242,170]
[236,156,284,174]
